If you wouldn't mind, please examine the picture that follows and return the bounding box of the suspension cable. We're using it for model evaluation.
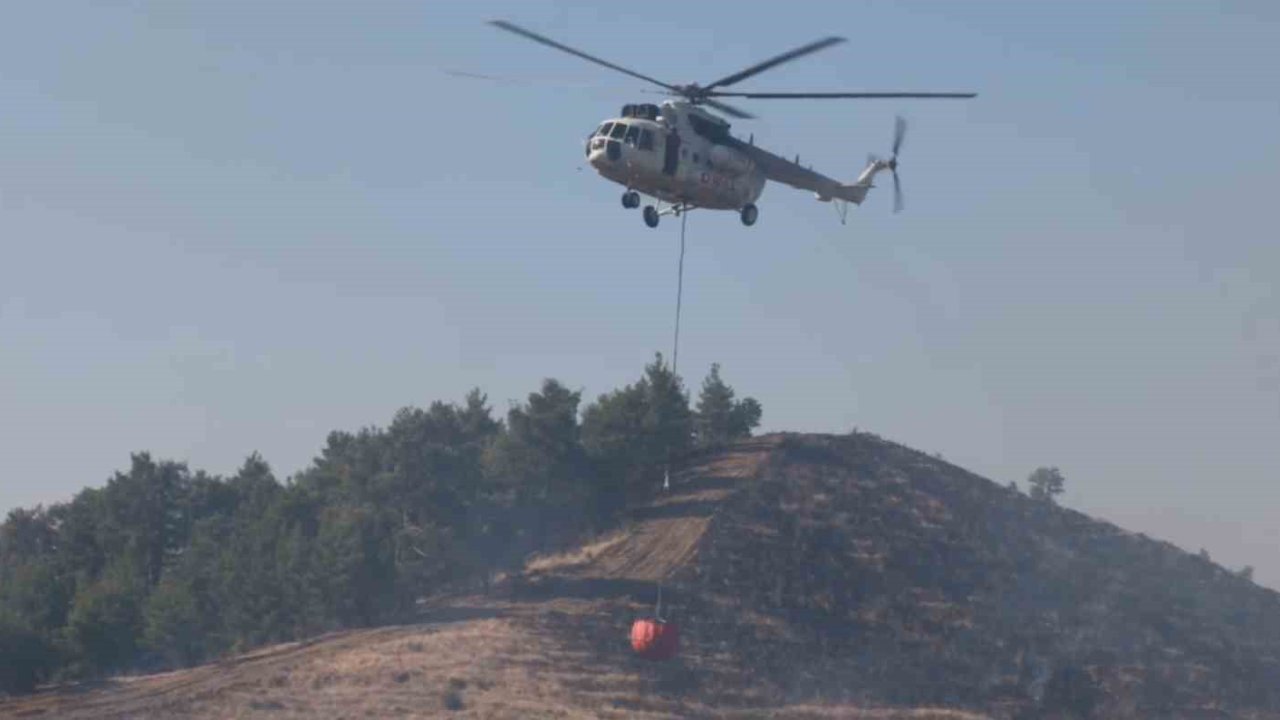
[662,209,688,493]
[656,209,689,622]
[672,209,688,376]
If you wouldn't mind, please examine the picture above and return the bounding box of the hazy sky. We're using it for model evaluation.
[2,2,1277,587]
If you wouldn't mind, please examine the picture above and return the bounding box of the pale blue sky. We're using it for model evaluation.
[2,2,1277,586]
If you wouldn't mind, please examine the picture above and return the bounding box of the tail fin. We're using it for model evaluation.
[834,116,908,214]
[834,156,891,206]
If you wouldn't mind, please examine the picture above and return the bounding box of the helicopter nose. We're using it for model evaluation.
[586,138,620,169]
[587,147,604,170]
[586,136,604,164]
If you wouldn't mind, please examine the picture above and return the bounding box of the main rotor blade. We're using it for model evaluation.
[488,20,678,92]
[442,68,632,93]
[708,91,978,99]
[702,98,755,119]
[703,36,846,91]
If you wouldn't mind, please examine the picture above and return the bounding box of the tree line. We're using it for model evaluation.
[0,355,761,694]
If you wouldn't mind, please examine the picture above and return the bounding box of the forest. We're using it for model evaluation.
[0,355,762,694]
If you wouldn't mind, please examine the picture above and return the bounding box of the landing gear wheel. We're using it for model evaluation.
[643,205,660,228]
[622,191,640,209]
[740,204,759,227]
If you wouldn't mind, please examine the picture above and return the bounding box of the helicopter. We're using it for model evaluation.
[487,20,977,228]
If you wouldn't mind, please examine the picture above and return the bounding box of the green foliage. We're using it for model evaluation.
[0,355,761,691]
[66,563,144,675]
[638,354,695,459]
[99,454,190,589]
[1027,466,1066,503]
[47,490,108,582]
[491,379,585,505]
[1,507,57,559]
[582,353,694,505]
[0,560,70,637]
[142,574,206,668]
[0,614,56,695]
[315,505,396,628]
[580,377,647,487]
[693,363,763,448]
[484,379,594,550]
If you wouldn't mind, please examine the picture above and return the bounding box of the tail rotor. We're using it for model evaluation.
[889,115,906,213]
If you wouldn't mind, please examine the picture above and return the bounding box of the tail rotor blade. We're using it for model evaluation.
[892,170,903,214]
[892,115,907,157]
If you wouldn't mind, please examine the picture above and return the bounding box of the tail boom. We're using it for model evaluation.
[834,157,894,205]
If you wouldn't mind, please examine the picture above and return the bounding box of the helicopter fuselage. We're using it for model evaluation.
[491,19,976,228]
[585,101,765,211]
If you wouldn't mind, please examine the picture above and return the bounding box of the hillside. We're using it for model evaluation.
[4,432,1279,719]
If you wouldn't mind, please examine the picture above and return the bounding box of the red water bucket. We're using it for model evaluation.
[630,617,679,660]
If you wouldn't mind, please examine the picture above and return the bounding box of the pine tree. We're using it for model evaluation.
[66,560,145,675]
[0,614,55,694]
[639,353,694,459]
[728,397,763,441]
[583,353,693,505]
[694,363,763,448]
[485,379,592,549]
[142,574,206,668]
[1027,466,1066,503]
[695,363,735,448]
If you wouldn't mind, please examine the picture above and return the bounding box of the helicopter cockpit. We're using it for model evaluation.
[586,116,659,157]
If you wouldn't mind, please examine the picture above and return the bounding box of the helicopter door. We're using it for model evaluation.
[662,130,680,176]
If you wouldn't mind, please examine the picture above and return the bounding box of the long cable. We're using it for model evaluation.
[672,209,688,376]
[655,209,689,623]
[662,209,688,494]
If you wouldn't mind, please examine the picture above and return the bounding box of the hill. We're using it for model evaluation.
[3,432,1278,719]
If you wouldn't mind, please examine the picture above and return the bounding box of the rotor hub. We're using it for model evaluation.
[672,83,708,102]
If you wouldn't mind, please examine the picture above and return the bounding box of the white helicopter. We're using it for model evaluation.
[488,20,976,228]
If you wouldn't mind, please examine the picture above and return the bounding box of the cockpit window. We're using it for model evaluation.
[639,129,655,151]
[609,123,628,139]
[597,122,613,137]
[624,125,640,146]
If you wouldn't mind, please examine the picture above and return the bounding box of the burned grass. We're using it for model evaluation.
[5,433,1280,719]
